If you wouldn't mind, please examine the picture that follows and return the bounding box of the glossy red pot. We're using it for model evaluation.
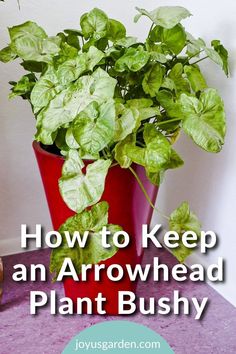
[33,141,158,314]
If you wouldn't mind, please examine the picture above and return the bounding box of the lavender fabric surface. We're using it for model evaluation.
[0,247,236,354]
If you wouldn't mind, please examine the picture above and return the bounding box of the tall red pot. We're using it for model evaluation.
[33,141,158,314]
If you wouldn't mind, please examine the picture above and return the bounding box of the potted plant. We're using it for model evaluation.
[0,5,228,314]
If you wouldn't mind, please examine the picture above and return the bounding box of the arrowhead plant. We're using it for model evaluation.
[0,6,229,271]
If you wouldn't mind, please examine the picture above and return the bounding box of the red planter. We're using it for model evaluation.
[33,141,158,314]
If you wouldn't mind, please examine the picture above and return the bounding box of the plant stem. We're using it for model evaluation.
[129,166,169,221]
[191,56,208,65]
[137,114,159,134]
[148,23,154,38]
[110,162,118,168]
[155,117,182,127]
[183,49,204,64]
[102,149,109,159]
[136,141,145,148]
[138,126,145,134]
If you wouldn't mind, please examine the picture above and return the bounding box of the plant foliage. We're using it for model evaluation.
[0,6,229,270]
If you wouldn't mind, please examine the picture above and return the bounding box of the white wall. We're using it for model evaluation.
[0,0,235,306]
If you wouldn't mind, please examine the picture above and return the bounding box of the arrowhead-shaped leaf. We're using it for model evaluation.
[31,66,61,113]
[73,99,116,154]
[114,104,140,142]
[35,68,117,144]
[115,47,150,72]
[169,201,201,262]
[184,65,207,92]
[142,63,164,97]
[59,149,111,213]
[180,89,226,152]
[8,21,61,62]
[80,8,108,40]
[50,202,122,277]
[135,6,191,29]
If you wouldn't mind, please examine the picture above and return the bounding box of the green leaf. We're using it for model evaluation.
[9,74,36,99]
[142,63,164,97]
[146,140,183,186]
[9,21,47,42]
[126,125,171,172]
[162,24,186,54]
[135,6,191,29]
[54,42,78,66]
[107,19,126,41]
[149,25,162,42]
[65,128,80,149]
[205,47,223,67]
[149,24,186,55]
[211,40,229,76]
[180,89,226,152]
[8,21,61,62]
[126,99,160,120]
[36,68,117,144]
[64,29,83,37]
[146,170,162,186]
[50,202,121,277]
[186,33,205,57]
[59,149,111,213]
[20,60,47,73]
[30,66,60,113]
[58,45,104,83]
[114,134,136,168]
[114,104,140,141]
[115,47,150,72]
[57,54,87,85]
[79,150,100,161]
[169,201,201,262]
[91,67,117,98]
[62,201,110,234]
[42,36,61,55]
[150,52,167,63]
[0,45,17,63]
[161,77,176,91]
[9,21,46,61]
[165,149,184,169]
[115,36,137,48]
[169,63,191,94]
[66,34,81,50]
[55,128,69,152]
[58,40,103,72]
[80,8,108,40]
[126,98,153,109]
[73,100,116,154]
[51,223,120,278]
[157,90,182,118]
[123,124,183,177]
[184,65,207,92]
[140,107,161,120]
[86,45,105,71]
